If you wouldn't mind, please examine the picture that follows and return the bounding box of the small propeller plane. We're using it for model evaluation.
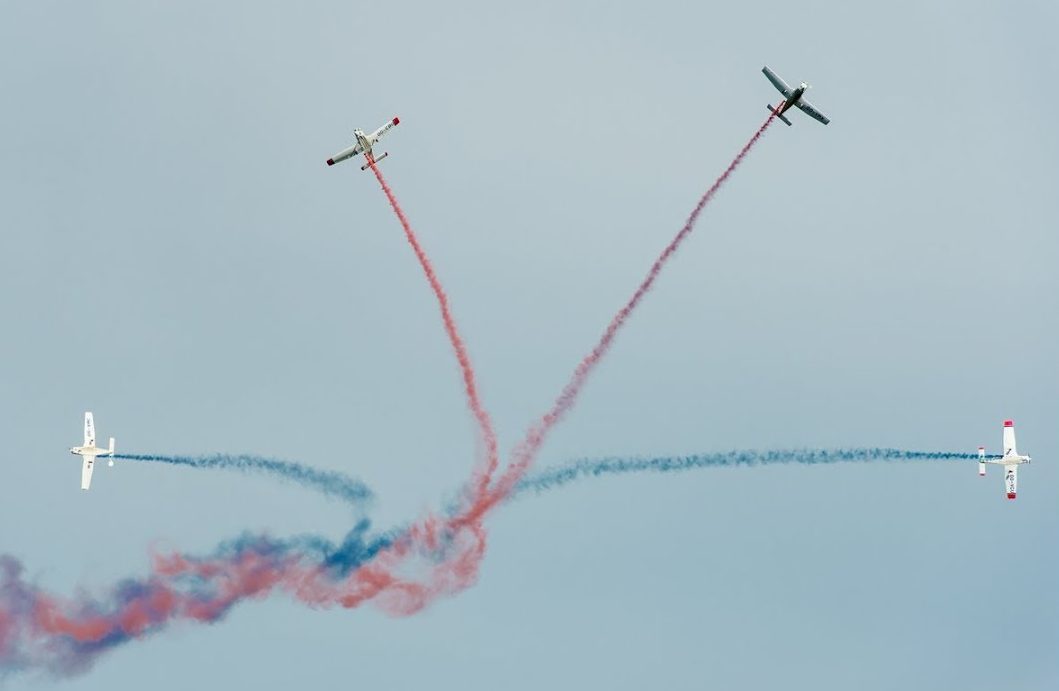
[69,411,115,490]
[762,66,830,126]
[978,419,1032,500]
[326,116,400,171]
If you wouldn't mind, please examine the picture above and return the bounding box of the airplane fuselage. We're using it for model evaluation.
[70,445,107,456]
[779,84,808,114]
[71,412,115,490]
[354,129,374,158]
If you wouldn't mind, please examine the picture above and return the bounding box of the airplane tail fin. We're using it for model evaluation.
[108,437,115,454]
[978,446,986,476]
[767,105,793,126]
[360,152,389,171]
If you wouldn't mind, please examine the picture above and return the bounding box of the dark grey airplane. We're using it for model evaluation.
[762,66,830,126]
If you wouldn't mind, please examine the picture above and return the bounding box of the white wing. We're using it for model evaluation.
[762,66,793,98]
[1004,465,1017,499]
[81,455,96,490]
[1003,420,1017,457]
[326,142,363,166]
[795,98,830,125]
[84,411,95,447]
[369,117,400,143]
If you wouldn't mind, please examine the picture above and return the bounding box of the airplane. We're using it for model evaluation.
[762,66,830,126]
[69,411,115,491]
[978,419,1031,500]
[326,116,400,171]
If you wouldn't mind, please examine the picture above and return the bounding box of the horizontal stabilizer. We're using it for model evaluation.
[360,151,389,171]
[767,105,792,126]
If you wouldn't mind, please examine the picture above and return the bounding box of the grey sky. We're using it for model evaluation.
[1,0,1056,688]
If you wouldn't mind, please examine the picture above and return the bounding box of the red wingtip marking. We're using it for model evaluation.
[1007,493,1016,499]
[393,117,400,125]
[1004,419,1014,427]
[326,159,335,166]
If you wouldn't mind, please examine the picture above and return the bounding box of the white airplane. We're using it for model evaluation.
[69,411,115,491]
[978,419,1031,500]
[326,116,400,171]
[762,66,830,126]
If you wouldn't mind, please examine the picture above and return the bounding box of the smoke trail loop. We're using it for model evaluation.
[0,444,982,677]
[0,115,785,679]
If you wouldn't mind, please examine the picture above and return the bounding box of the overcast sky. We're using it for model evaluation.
[1,1,1056,689]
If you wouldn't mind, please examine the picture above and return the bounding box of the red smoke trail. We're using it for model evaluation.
[0,115,778,678]
[367,162,500,496]
[460,112,778,525]
[0,516,486,673]
[364,113,778,611]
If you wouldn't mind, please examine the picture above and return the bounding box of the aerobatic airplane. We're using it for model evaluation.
[326,116,400,171]
[762,66,830,126]
[978,419,1032,500]
[69,411,115,491]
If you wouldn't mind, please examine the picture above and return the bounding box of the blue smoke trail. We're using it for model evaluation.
[116,447,985,512]
[2,446,985,677]
[112,453,373,508]
[514,448,989,496]
[0,518,402,676]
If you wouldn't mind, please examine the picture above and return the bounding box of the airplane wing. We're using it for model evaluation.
[84,411,95,447]
[81,454,96,491]
[326,142,363,166]
[795,98,830,125]
[1003,419,1017,456]
[370,117,400,142]
[762,66,793,98]
[1004,465,1017,499]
